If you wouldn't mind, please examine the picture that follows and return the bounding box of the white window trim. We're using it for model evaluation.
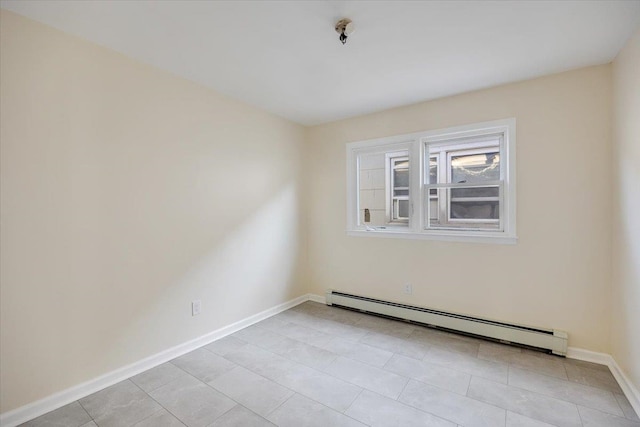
[346,118,517,244]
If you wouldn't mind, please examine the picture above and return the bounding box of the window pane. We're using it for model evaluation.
[429,199,438,223]
[398,199,409,218]
[429,157,438,196]
[451,186,499,198]
[357,152,386,226]
[450,201,499,220]
[389,154,409,223]
[394,169,409,187]
[451,152,499,183]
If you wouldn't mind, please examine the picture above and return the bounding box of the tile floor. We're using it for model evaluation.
[21,302,639,427]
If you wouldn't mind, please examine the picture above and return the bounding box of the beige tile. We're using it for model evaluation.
[20,402,91,427]
[224,344,317,384]
[232,325,289,350]
[478,348,567,380]
[171,348,236,383]
[478,341,523,358]
[211,405,275,427]
[467,377,581,427]
[149,375,236,427]
[506,411,555,427]
[266,321,333,347]
[316,336,393,368]
[564,362,623,393]
[278,369,363,412]
[205,336,248,356]
[615,393,640,421]
[209,366,293,417]
[267,394,366,427]
[131,362,189,393]
[346,390,456,427]
[399,379,506,427]
[508,367,623,416]
[324,356,408,399]
[133,409,184,427]
[359,331,430,360]
[79,380,162,427]
[410,328,480,356]
[578,406,640,427]
[268,336,338,370]
[384,353,471,395]
[423,347,508,383]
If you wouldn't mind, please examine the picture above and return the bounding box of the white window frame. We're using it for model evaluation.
[346,118,517,244]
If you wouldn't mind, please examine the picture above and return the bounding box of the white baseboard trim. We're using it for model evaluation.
[307,293,327,304]
[610,358,640,418]
[567,346,640,417]
[566,347,614,366]
[0,293,314,427]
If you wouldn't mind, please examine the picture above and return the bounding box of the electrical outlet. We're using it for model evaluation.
[192,300,201,316]
[403,283,413,294]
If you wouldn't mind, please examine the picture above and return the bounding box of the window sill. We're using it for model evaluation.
[346,229,517,245]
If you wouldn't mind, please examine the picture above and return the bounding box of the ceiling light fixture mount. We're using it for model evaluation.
[335,18,355,45]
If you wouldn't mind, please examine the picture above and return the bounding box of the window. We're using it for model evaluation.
[346,119,516,243]
[387,152,410,223]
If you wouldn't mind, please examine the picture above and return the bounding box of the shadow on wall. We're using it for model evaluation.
[110,182,305,361]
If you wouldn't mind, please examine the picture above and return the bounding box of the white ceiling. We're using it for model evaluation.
[2,1,639,125]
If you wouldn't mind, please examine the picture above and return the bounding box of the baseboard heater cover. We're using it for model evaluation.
[325,290,568,356]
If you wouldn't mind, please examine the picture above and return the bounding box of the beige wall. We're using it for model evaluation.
[612,28,640,392]
[0,10,307,413]
[306,65,613,353]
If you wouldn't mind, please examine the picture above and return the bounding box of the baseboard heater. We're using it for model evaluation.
[325,290,568,356]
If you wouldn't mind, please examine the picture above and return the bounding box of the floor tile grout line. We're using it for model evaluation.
[133,405,183,427]
[132,379,188,427]
[395,375,412,402]
[152,359,241,426]
[76,396,97,425]
[576,403,586,426]
[259,388,296,420]
[195,337,366,420]
[219,328,406,397]
[613,392,640,421]
[341,388,364,414]
[460,376,542,419]
[76,399,96,425]
[464,373,472,396]
[576,404,640,425]
[147,361,279,426]
[204,368,296,420]
[380,383,496,427]
[509,363,621,395]
[381,351,475,386]
[411,391,505,426]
